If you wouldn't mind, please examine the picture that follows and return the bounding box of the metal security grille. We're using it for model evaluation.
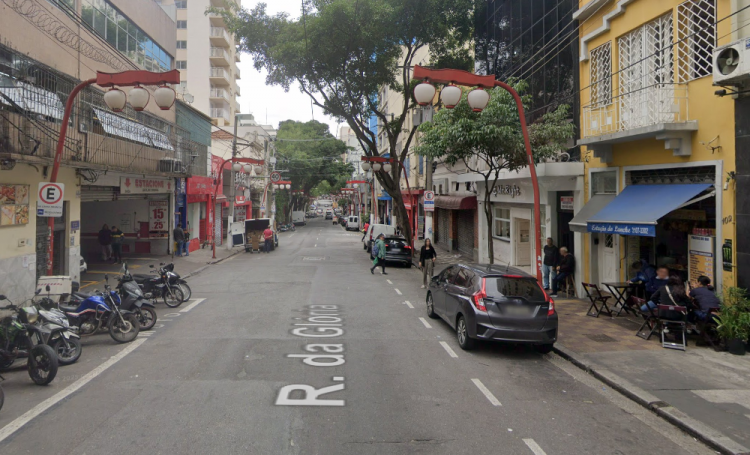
[677,0,716,83]
[627,165,716,185]
[590,42,612,108]
[456,211,475,258]
[436,208,449,246]
[35,215,49,281]
[618,14,675,131]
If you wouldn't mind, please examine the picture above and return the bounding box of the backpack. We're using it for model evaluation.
[372,241,380,256]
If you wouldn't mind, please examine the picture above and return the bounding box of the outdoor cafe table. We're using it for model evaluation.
[602,282,637,317]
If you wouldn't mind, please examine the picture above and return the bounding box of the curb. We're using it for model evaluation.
[553,344,750,455]
[183,249,244,279]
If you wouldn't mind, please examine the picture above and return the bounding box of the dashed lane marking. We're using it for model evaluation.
[418,317,431,328]
[386,279,393,284]
[523,439,547,455]
[404,301,414,309]
[439,341,458,358]
[394,289,402,295]
[179,298,205,313]
[472,378,502,406]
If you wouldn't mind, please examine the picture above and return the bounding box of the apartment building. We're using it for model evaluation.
[160,0,242,126]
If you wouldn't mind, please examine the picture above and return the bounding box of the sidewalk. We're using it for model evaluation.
[81,243,244,289]
[554,297,750,455]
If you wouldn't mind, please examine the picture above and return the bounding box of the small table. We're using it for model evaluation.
[602,282,637,317]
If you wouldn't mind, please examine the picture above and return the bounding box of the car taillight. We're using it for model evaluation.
[472,278,487,312]
[542,288,555,315]
[404,245,412,250]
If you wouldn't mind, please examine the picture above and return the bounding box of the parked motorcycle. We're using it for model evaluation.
[0,292,59,385]
[130,264,185,308]
[116,266,157,330]
[162,263,191,302]
[35,286,82,365]
[60,277,140,343]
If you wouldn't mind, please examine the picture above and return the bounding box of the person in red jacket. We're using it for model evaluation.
[263,226,274,253]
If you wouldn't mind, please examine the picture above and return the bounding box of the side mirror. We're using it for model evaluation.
[0,295,5,300]
[35,289,42,295]
[46,285,51,292]
[149,264,155,268]
[104,274,109,282]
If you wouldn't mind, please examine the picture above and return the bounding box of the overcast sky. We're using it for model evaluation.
[237,0,341,136]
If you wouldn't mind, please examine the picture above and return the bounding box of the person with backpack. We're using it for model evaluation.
[370,233,387,275]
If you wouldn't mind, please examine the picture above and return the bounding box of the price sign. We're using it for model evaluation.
[149,200,168,232]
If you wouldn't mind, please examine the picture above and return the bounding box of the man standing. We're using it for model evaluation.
[98,224,112,261]
[550,247,575,298]
[542,237,559,290]
[370,233,387,275]
[110,225,123,264]
[263,225,274,253]
[174,223,188,257]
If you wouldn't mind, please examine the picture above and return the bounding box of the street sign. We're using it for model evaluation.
[37,182,64,217]
[235,195,246,205]
[423,190,435,212]
[270,171,281,183]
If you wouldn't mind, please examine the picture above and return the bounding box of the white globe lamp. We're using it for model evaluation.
[128,85,150,111]
[414,82,436,106]
[383,162,392,173]
[467,88,490,112]
[153,85,176,110]
[441,85,462,109]
[104,88,127,112]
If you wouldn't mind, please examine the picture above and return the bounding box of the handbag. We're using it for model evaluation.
[659,287,684,321]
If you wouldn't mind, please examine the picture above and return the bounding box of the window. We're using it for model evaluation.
[175,0,187,8]
[590,42,611,107]
[677,0,716,82]
[592,171,617,194]
[418,155,424,175]
[177,41,187,49]
[454,269,473,288]
[177,20,187,29]
[176,60,187,69]
[493,206,510,239]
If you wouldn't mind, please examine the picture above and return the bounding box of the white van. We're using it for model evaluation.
[346,216,359,231]
[363,224,397,252]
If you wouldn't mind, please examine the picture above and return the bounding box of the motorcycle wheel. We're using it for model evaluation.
[108,313,140,343]
[177,283,192,301]
[28,344,58,385]
[162,286,185,308]
[138,307,157,330]
[50,336,82,366]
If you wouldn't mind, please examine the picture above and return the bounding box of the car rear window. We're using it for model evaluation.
[385,238,407,248]
[486,277,546,301]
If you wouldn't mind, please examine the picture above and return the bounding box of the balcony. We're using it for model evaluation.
[234,67,240,79]
[209,67,230,86]
[579,84,698,163]
[210,27,231,47]
[235,51,240,63]
[210,88,229,102]
[211,108,230,122]
[235,85,240,97]
[208,8,226,27]
[209,47,230,67]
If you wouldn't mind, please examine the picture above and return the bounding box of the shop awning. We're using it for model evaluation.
[377,192,392,201]
[569,194,614,233]
[434,195,477,210]
[587,184,713,237]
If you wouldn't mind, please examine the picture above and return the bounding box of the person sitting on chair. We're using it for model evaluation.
[641,275,690,316]
[688,276,720,321]
[550,247,575,298]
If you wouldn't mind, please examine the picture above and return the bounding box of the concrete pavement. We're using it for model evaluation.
[0,218,716,454]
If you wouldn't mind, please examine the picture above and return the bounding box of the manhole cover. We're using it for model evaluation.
[585,333,619,343]
[302,257,326,261]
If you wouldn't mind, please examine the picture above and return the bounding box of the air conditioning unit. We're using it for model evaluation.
[158,158,181,173]
[713,39,750,86]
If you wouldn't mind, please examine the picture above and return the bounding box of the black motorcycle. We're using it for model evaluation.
[130,263,185,308]
[162,263,191,302]
[116,266,157,330]
[0,292,59,385]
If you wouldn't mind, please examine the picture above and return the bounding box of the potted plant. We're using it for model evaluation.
[717,287,750,356]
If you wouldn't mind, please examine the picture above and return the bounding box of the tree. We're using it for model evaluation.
[216,0,476,245]
[275,120,352,211]
[414,82,574,264]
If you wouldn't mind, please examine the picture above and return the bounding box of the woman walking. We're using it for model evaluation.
[419,238,437,289]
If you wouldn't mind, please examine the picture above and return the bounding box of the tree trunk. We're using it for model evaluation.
[484,179,494,265]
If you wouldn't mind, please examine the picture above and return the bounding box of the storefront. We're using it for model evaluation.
[433,196,478,259]
[186,175,219,252]
[402,189,424,241]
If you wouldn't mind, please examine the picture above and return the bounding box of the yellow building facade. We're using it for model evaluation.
[574,0,737,292]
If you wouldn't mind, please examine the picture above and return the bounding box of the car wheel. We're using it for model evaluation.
[534,344,554,354]
[426,293,438,319]
[456,315,475,350]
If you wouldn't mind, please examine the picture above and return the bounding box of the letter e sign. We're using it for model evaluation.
[37,182,64,217]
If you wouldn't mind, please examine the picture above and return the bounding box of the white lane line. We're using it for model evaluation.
[314,244,317,247]
[179,298,206,313]
[386,279,393,284]
[439,341,458,358]
[523,439,547,455]
[0,338,147,443]
[394,289,402,295]
[404,300,414,309]
[418,317,432,328]
[471,378,502,406]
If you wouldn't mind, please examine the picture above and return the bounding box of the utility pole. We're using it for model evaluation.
[227,114,239,248]
[420,106,434,241]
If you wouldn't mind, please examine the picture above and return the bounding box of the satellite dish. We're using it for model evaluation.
[717,48,740,75]
[183,92,195,104]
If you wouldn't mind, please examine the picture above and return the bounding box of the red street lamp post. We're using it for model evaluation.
[49,70,180,275]
[346,180,368,220]
[412,65,544,284]
[211,157,265,259]
[340,188,361,217]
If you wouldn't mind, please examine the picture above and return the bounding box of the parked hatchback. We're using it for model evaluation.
[363,224,397,252]
[371,236,412,267]
[426,263,557,352]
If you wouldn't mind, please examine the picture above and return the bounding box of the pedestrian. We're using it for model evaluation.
[263,225,274,253]
[419,238,437,288]
[542,237,558,290]
[174,223,188,257]
[550,247,575,298]
[98,223,112,261]
[361,221,370,242]
[110,225,123,264]
[370,233,387,275]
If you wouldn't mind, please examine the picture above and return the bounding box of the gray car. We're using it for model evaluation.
[426,263,557,353]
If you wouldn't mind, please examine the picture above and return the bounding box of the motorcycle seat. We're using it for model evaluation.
[59,303,78,312]
[72,291,92,299]
[132,274,155,281]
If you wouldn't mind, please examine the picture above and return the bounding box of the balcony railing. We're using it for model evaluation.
[210,47,229,61]
[210,88,229,100]
[210,27,231,45]
[234,67,240,79]
[582,84,689,138]
[211,108,230,121]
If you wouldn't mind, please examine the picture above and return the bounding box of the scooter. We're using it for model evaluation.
[116,267,157,330]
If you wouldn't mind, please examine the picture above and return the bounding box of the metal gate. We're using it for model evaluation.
[456,210,475,258]
[35,215,49,281]
[436,208,449,246]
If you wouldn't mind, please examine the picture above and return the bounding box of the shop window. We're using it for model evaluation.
[605,234,614,248]
[592,170,617,194]
[677,0,716,82]
[493,207,510,240]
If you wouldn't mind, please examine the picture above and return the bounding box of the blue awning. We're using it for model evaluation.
[378,191,392,201]
[587,184,713,237]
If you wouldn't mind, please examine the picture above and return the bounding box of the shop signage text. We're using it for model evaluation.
[37,182,64,217]
[492,184,521,198]
[560,196,574,211]
[121,177,172,194]
[423,190,434,212]
[588,223,655,237]
[149,200,168,234]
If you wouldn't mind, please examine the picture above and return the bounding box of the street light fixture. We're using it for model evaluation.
[361,161,371,171]
[103,88,126,112]
[243,164,253,174]
[153,84,177,110]
[467,87,490,112]
[372,162,382,172]
[440,84,462,109]
[414,81,436,106]
[128,85,150,111]
[232,162,242,172]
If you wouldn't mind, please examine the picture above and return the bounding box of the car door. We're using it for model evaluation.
[431,266,457,318]
[444,268,474,327]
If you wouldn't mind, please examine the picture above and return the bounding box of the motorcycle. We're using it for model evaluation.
[130,263,185,308]
[162,263,191,302]
[35,286,82,365]
[116,266,157,331]
[0,292,59,385]
[60,277,140,343]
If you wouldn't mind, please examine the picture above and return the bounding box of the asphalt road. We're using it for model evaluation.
[0,218,716,454]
